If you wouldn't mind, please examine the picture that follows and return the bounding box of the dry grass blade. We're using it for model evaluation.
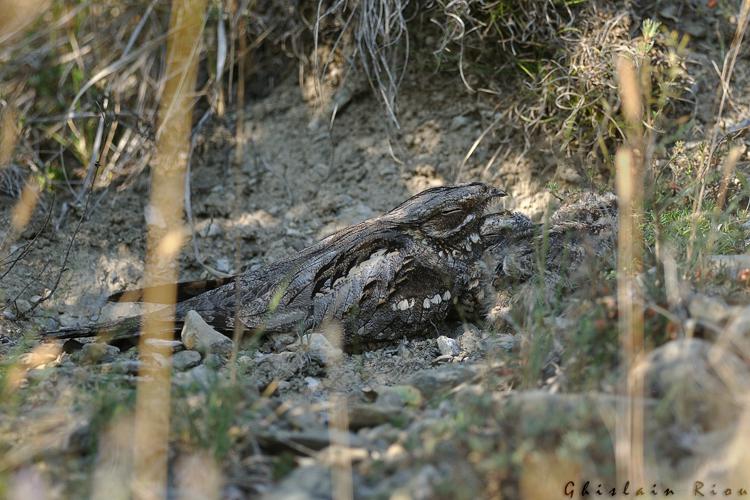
[0,0,49,45]
[614,54,645,491]
[230,0,249,383]
[314,0,410,126]
[131,0,208,498]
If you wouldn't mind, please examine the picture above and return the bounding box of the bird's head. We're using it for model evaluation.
[479,210,536,244]
[384,182,506,250]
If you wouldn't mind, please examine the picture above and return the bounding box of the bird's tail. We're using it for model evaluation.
[43,315,183,350]
[107,276,235,303]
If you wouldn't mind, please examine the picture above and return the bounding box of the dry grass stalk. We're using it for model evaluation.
[230,0,249,383]
[131,0,208,498]
[0,104,18,167]
[319,322,352,500]
[175,451,223,500]
[614,54,645,490]
[0,0,49,44]
[330,394,354,500]
[314,0,409,125]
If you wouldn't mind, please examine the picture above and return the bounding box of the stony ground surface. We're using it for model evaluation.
[2,8,750,496]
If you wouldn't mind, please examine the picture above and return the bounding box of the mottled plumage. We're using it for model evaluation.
[480,192,618,325]
[486,192,617,288]
[46,183,508,352]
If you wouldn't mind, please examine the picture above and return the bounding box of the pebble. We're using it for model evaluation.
[176,364,215,389]
[180,310,233,356]
[348,403,406,430]
[12,299,32,315]
[172,350,202,371]
[375,385,423,408]
[101,360,142,375]
[407,366,476,399]
[304,376,321,390]
[215,258,231,273]
[450,115,471,130]
[436,336,460,357]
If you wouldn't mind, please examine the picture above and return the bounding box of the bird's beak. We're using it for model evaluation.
[489,186,507,198]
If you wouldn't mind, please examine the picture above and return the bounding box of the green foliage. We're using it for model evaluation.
[564,304,619,390]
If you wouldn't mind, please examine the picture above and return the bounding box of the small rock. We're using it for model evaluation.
[304,377,321,390]
[80,343,120,364]
[180,310,233,355]
[57,314,81,328]
[267,333,297,351]
[348,403,406,430]
[203,353,225,368]
[375,385,423,408]
[659,4,678,22]
[101,359,142,375]
[450,115,471,130]
[407,365,476,399]
[436,336,460,357]
[26,367,53,383]
[223,485,245,500]
[215,258,231,273]
[14,299,31,314]
[173,350,202,371]
[176,364,215,389]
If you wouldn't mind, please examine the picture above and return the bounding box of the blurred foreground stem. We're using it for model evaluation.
[132,1,208,499]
